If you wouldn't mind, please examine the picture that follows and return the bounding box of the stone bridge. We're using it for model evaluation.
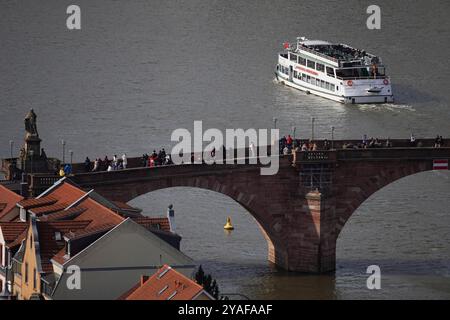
[15,139,450,273]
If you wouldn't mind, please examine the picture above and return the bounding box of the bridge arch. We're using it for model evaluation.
[335,170,450,289]
[128,186,275,264]
[334,159,432,237]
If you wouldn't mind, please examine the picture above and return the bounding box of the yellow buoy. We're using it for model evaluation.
[224,216,234,230]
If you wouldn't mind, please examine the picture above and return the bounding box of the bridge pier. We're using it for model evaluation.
[271,190,337,273]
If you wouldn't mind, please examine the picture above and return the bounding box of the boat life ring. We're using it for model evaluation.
[383,79,389,85]
[347,80,353,86]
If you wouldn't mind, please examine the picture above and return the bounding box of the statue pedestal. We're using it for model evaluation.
[24,134,41,158]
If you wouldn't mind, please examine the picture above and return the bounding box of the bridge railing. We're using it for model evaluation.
[293,151,336,162]
[293,146,450,165]
[336,147,450,160]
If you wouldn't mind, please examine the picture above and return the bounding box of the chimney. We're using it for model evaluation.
[141,275,149,286]
[167,204,175,232]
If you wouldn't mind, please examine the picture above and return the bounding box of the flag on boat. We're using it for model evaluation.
[283,42,290,49]
[433,159,448,170]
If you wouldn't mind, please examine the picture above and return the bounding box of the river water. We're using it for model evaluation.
[1,0,450,299]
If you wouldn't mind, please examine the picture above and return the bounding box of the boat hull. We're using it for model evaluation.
[276,71,394,104]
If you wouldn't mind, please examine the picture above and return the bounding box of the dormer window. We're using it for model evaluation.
[55,232,62,241]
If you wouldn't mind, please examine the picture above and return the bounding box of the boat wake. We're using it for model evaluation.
[357,103,415,112]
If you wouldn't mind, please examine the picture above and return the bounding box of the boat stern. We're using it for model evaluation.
[341,78,394,104]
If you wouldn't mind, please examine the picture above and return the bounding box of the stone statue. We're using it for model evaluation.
[24,109,38,137]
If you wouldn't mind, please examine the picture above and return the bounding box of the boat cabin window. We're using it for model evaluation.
[316,63,325,72]
[336,67,370,79]
[335,66,386,79]
[326,67,335,77]
[307,60,315,69]
[298,57,306,66]
[290,53,298,62]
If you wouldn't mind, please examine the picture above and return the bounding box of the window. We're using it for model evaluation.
[33,268,37,289]
[321,80,325,88]
[289,53,297,62]
[332,84,336,91]
[326,82,330,90]
[307,75,311,83]
[294,71,298,78]
[307,60,315,69]
[302,73,306,82]
[316,63,325,72]
[298,56,306,66]
[326,67,335,77]
[25,262,29,284]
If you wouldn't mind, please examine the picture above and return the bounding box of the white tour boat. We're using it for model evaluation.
[275,37,394,104]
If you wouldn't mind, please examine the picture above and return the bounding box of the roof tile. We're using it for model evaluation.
[120,265,206,300]
[0,221,28,243]
[0,185,24,220]
[132,217,171,233]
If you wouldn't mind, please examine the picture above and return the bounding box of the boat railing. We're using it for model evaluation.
[336,75,388,81]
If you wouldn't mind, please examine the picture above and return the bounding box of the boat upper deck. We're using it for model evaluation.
[294,38,382,67]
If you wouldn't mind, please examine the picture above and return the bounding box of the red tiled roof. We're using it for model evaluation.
[64,222,116,241]
[73,197,124,228]
[29,203,68,216]
[0,222,27,243]
[46,182,87,206]
[39,207,87,221]
[36,220,92,273]
[120,265,206,300]
[0,184,24,220]
[22,181,124,228]
[112,201,138,211]
[132,217,171,233]
[17,196,57,210]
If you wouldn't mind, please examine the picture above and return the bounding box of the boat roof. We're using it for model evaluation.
[301,40,332,46]
[293,37,382,66]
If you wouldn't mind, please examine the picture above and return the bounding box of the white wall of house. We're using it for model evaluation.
[0,231,6,295]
